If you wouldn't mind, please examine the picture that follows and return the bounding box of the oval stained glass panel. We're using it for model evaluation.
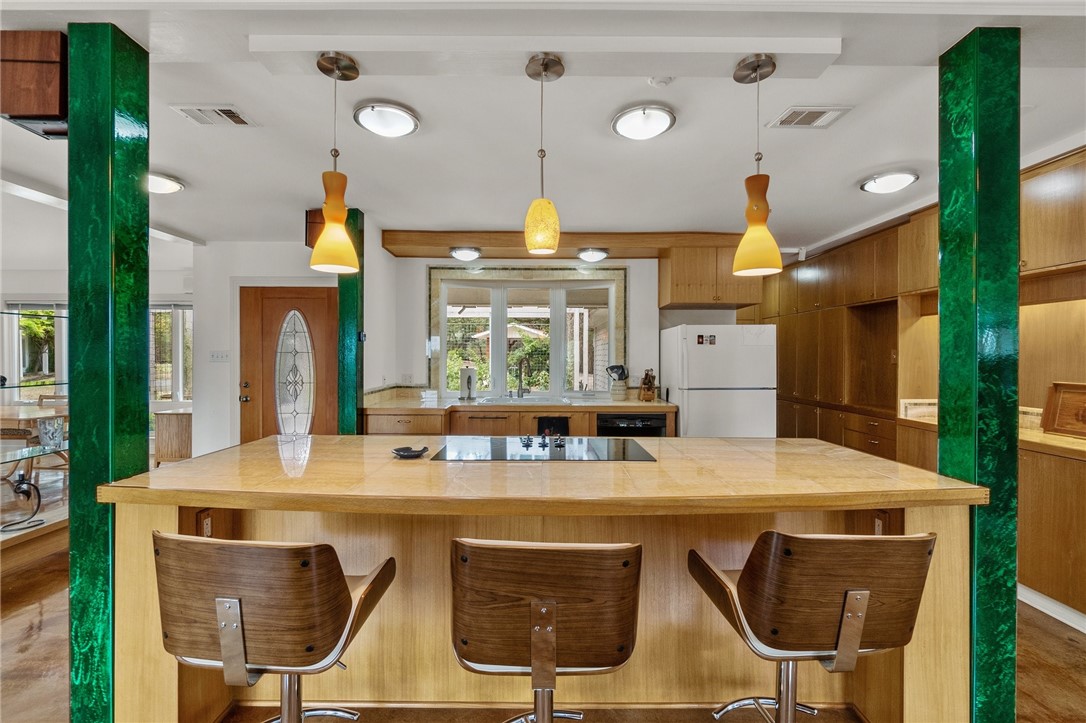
[274,309,315,435]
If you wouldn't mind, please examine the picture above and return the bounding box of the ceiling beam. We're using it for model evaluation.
[382,230,745,259]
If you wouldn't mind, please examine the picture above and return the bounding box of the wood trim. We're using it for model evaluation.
[383,230,743,259]
[1020,145,1086,180]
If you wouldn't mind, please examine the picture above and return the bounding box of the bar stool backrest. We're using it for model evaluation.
[736,530,937,652]
[451,538,642,672]
[153,531,353,668]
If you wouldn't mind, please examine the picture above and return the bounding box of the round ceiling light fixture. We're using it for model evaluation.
[353,102,420,138]
[577,248,608,263]
[611,105,676,140]
[147,173,185,194]
[449,247,481,262]
[860,171,919,194]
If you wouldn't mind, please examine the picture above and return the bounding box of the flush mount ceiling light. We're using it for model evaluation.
[310,51,361,274]
[860,172,919,194]
[353,102,419,138]
[449,247,481,261]
[577,248,608,263]
[147,173,185,194]
[732,53,783,278]
[611,105,676,140]
[523,53,564,255]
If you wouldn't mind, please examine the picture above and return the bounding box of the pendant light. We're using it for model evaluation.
[732,53,783,277]
[524,53,564,255]
[310,51,361,274]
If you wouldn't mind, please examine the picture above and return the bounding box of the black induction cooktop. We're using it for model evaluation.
[431,436,655,462]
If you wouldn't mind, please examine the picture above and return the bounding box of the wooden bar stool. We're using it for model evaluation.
[450,538,642,723]
[152,530,395,723]
[688,530,936,723]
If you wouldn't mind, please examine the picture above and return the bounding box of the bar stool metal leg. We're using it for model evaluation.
[262,674,361,723]
[500,689,584,723]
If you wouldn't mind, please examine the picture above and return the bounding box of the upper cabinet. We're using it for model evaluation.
[1020,153,1086,273]
[897,207,939,294]
[658,247,762,308]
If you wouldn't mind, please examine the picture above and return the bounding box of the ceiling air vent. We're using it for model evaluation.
[769,106,851,129]
[169,104,256,127]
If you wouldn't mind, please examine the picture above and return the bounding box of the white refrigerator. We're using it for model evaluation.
[659,324,777,437]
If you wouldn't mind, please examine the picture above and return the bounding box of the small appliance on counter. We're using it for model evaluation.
[458,364,477,400]
[606,364,628,401]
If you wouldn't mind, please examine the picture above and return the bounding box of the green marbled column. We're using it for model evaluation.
[337,208,364,433]
[67,23,149,722]
[938,27,1020,723]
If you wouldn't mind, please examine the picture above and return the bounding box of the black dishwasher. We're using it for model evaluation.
[596,413,667,437]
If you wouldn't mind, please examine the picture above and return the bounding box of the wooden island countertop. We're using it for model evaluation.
[103,435,985,723]
[97,434,986,514]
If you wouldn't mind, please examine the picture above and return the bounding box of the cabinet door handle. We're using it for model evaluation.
[868,439,880,445]
[867,421,879,427]
[397,419,412,424]
[468,415,507,420]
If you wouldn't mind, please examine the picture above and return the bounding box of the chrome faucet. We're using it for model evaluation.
[516,357,531,398]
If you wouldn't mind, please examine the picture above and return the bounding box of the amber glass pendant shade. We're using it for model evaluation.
[310,170,359,274]
[524,197,560,254]
[733,173,782,276]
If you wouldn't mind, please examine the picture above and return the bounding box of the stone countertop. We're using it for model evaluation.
[98,434,986,515]
[364,397,678,414]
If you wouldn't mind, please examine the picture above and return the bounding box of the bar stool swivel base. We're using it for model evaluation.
[501,688,584,723]
[712,661,818,723]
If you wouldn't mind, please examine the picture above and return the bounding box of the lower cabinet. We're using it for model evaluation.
[817,408,845,446]
[841,412,896,460]
[896,424,937,471]
[776,401,818,438]
[365,414,444,435]
[1019,449,1086,613]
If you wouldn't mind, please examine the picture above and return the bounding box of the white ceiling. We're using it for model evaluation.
[1,1,1085,273]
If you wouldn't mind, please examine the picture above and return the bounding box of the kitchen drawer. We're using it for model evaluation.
[365,414,443,435]
[842,412,896,441]
[844,428,897,460]
[448,411,518,436]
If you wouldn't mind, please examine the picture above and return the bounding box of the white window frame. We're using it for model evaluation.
[149,304,193,413]
[430,267,626,399]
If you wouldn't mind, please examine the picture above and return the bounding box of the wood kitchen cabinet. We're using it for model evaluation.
[761,271,780,318]
[776,314,798,398]
[817,307,847,406]
[777,401,818,438]
[819,249,845,310]
[897,424,937,472]
[795,311,820,402]
[1019,448,1086,612]
[897,207,939,294]
[365,413,443,435]
[796,260,821,313]
[842,411,896,460]
[1020,153,1086,272]
[873,228,899,300]
[817,407,845,445]
[448,411,519,436]
[658,247,761,308]
[778,265,799,315]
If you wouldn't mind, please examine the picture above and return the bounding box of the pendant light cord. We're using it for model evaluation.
[754,63,763,175]
[330,75,340,172]
[538,62,546,199]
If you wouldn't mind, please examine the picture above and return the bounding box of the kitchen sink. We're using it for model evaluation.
[475,396,573,405]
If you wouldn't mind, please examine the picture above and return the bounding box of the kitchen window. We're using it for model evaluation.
[430,267,626,397]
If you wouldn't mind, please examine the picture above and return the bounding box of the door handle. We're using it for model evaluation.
[239,395,251,402]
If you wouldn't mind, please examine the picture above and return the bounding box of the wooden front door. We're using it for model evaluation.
[239,287,339,443]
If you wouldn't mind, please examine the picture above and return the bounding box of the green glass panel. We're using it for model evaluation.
[938,27,1020,723]
[338,208,364,434]
[67,22,150,722]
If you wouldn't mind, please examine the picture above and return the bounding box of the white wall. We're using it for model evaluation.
[361,217,398,390]
[190,240,335,456]
[391,257,662,389]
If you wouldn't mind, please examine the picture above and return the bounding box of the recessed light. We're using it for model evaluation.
[611,105,676,141]
[353,102,420,138]
[860,172,918,194]
[577,248,608,263]
[450,247,481,262]
[147,173,185,194]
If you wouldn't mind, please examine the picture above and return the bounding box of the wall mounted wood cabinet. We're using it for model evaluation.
[658,247,761,308]
[1020,153,1086,273]
[818,307,847,406]
[898,208,939,294]
[778,265,799,315]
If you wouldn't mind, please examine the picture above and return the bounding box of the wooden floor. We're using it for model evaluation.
[2,475,1084,722]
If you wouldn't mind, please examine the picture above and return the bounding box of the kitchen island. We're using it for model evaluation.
[99,435,986,723]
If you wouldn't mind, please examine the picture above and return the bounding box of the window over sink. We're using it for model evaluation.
[429,267,627,398]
